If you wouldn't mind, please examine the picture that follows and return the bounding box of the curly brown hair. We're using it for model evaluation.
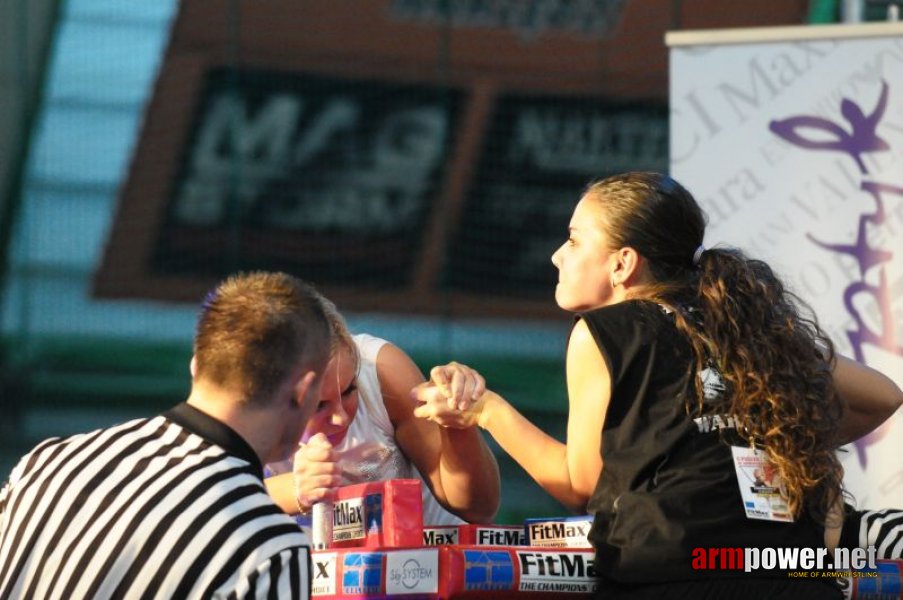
[583,172,844,520]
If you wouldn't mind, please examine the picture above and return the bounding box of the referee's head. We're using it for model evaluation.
[189,271,333,463]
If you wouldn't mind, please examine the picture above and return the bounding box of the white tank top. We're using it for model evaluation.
[268,333,464,526]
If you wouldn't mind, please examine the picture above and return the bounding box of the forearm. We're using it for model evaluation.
[264,472,298,514]
[435,427,500,523]
[480,392,587,513]
[834,355,903,445]
[838,409,892,446]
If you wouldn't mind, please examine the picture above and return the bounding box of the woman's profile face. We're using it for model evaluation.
[551,196,618,312]
[301,346,359,446]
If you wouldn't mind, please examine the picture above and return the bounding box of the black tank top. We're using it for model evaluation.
[582,300,829,584]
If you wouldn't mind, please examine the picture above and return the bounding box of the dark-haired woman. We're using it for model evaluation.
[414,172,902,599]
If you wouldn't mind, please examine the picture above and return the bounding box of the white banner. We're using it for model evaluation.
[668,23,903,509]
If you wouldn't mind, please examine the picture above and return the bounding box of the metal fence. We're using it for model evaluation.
[0,0,873,520]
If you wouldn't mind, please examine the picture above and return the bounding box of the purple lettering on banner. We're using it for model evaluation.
[769,80,900,468]
[769,81,889,172]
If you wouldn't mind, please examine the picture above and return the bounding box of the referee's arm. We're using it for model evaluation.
[0,452,29,520]
[214,546,312,600]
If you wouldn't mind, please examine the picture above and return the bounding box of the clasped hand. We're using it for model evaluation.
[292,432,341,513]
[411,361,489,429]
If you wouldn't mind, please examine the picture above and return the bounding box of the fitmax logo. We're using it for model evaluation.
[477,528,525,545]
[423,529,458,545]
[528,522,589,540]
[334,501,364,527]
[518,552,596,578]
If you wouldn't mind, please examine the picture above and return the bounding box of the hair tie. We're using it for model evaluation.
[692,244,706,266]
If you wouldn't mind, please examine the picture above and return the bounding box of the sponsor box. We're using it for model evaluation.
[423,525,527,547]
[311,548,442,599]
[329,479,423,549]
[512,549,597,594]
[447,546,597,597]
[841,560,903,600]
[312,546,596,598]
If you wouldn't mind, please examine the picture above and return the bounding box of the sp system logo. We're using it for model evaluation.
[389,558,433,590]
[386,550,439,594]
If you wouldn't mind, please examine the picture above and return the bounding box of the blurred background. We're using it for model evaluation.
[0,0,897,522]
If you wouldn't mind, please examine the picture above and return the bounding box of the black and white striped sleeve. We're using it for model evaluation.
[218,546,311,600]
[841,508,903,559]
[0,437,57,522]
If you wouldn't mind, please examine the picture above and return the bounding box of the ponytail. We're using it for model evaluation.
[670,248,843,520]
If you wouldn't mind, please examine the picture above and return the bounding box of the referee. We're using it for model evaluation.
[0,271,331,599]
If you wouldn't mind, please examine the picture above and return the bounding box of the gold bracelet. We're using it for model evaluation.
[296,496,311,516]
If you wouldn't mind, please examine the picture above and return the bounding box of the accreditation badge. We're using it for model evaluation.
[731,446,794,523]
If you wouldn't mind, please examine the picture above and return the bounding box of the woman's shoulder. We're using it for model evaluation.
[353,333,389,361]
[581,299,666,322]
[580,300,673,344]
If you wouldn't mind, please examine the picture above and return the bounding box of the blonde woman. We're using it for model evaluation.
[265,292,499,526]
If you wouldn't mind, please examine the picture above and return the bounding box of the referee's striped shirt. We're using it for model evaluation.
[841,506,903,559]
[0,403,311,599]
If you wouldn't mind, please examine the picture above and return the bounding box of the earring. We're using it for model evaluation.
[611,277,618,289]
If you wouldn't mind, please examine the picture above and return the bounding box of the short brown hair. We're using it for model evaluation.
[193,271,332,406]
